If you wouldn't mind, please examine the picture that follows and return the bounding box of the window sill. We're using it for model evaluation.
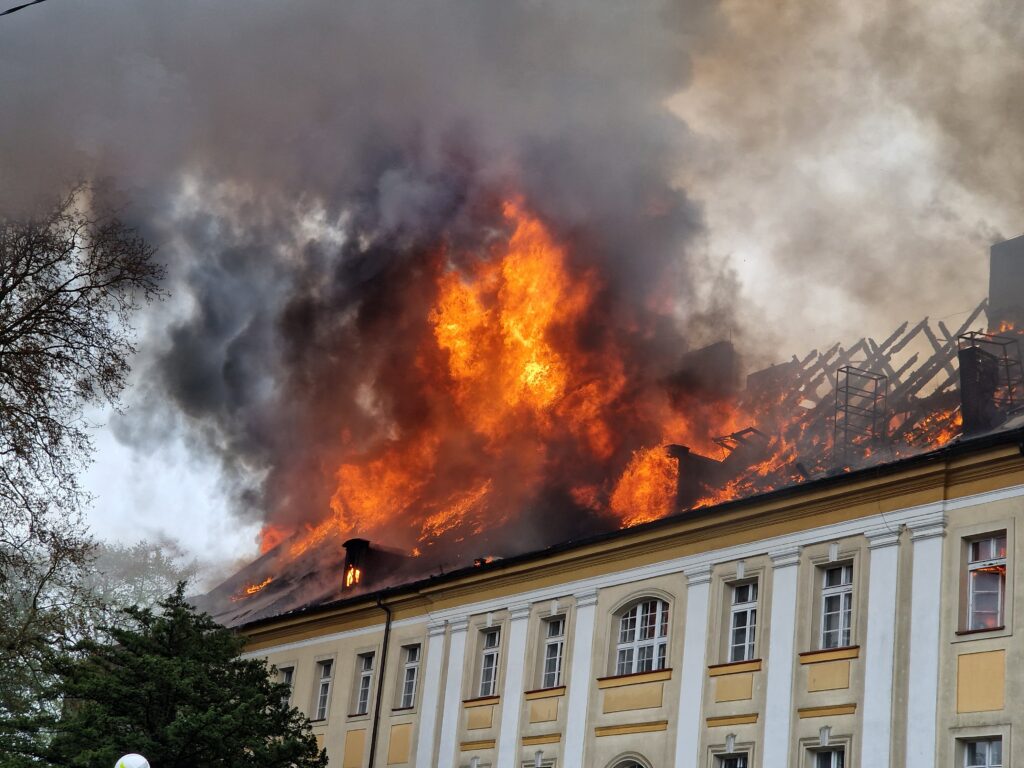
[346,712,371,721]
[955,625,1005,637]
[707,659,762,676]
[596,668,672,688]
[524,686,566,700]
[390,706,416,715]
[462,695,500,707]
[798,646,860,665]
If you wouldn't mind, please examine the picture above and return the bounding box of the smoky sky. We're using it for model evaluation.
[1,0,1022,556]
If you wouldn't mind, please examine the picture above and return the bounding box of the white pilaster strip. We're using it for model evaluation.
[496,603,532,768]
[437,617,469,768]
[762,546,801,768]
[861,527,901,768]
[562,589,599,768]
[412,620,448,768]
[904,520,946,767]
[674,564,713,768]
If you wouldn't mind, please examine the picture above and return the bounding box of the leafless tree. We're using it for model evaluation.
[0,185,164,725]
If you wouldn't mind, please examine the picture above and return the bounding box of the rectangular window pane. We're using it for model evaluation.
[616,648,633,676]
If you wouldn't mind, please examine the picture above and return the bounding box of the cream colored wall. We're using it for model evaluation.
[240,447,1024,768]
[581,573,684,768]
[936,496,1020,768]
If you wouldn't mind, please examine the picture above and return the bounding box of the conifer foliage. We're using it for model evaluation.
[32,586,327,768]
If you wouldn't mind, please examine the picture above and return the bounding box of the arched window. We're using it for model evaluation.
[615,598,669,675]
[611,759,651,768]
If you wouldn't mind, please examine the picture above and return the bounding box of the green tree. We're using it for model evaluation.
[0,186,164,755]
[27,585,326,768]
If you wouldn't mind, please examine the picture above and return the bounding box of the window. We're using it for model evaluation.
[814,748,845,768]
[967,534,1007,630]
[717,755,748,768]
[479,628,501,697]
[615,599,669,675]
[729,582,758,662]
[821,564,853,649]
[542,617,565,688]
[964,738,1002,767]
[353,652,375,716]
[314,660,333,720]
[398,645,420,709]
[279,666,294,706]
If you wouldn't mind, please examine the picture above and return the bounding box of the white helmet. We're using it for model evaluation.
[115,755,150,768]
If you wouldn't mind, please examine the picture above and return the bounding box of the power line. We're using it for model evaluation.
[1,0,50,17]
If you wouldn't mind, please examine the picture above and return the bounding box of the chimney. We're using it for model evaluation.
[343,538,370,589]
[988,234,1024,330]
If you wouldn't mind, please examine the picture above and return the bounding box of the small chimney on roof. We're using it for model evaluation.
[343,538,370,589]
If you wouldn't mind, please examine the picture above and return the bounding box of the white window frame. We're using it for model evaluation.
[813,748,845,768]
[963,737,1003,768]
[354,652,375,716]
[398,644,420,709]
[479,628,501,697]
[314,659,333,720]
[729,582,758,663]
[541,616,565,689]
[717,755,748,768]
[279,666,294,706]
[820,564,853,649]
[615,598,669,676]
[967,533,1007,630]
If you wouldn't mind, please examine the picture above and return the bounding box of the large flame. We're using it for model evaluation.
[254,198,977,570]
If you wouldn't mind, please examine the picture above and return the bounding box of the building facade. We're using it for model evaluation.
[240,431,1024,768]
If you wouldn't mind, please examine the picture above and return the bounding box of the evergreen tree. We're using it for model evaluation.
[24,585,326,768]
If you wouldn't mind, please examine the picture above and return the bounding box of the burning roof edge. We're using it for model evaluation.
[232,425,1024,635]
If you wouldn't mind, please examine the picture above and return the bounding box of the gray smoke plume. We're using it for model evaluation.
[1,0,1020,559]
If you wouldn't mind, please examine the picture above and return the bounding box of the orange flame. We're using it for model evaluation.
[345,565,361,588]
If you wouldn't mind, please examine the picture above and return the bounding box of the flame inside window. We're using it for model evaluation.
[345,565,362,588]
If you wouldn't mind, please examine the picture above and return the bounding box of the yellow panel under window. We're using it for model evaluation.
[957,650,1005,713]
[529,697,559,723]
[466,704,494,730]
[807,660,851,692]
[387,722,412,765]
[715,672,753,702]
[602,681,664,713]
[343,729,366,768]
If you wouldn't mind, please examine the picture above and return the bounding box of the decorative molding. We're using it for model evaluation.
[797,704,857,719]
[463,695,500,708]
[707,659,762,676]
[509,603,532,622]
[684,563,713,586]
[594,721,668,737]
[427,619,448,637]
[449,617,470,634]
[596,669,672,689]
[864,526,901,549]
[524,686,566,701]
[769,545,801,568]
[909,521,947,542]
[798,646,860,665]
[573,589,599,609]
[460,739,496,751]
[706,714,758,727]
[522,733,561,746]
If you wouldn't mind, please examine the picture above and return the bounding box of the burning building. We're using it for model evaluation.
[206,236,1024,768]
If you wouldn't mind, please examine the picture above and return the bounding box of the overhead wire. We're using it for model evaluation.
[1,0,50,18]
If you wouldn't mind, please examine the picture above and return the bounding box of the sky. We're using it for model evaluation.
[1,0,1022,577]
